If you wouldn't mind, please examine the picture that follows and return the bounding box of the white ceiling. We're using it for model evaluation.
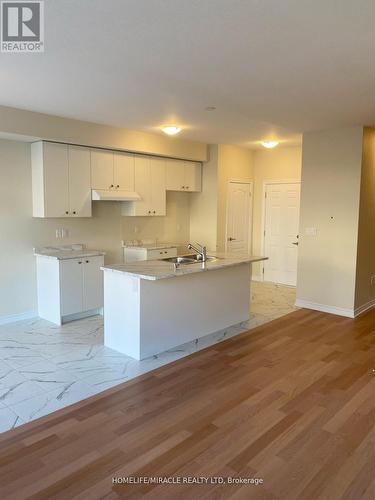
[1,0,375,148]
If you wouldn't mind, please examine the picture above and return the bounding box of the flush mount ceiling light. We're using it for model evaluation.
[261,140,279,149]
[162,126,182,136]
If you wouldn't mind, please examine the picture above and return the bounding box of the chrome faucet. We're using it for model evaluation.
[187,242,207,262]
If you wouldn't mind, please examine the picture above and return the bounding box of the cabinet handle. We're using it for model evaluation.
[148,210,151,214]
[78,261,82,264]
[110,184,114,188]
[153,211,156,214]
[73,211,76,215]
[65,211,69,215]
[160,251,163,254]
[186,186,189,190]
[182,186,185,189]
[164,251,168,254]
[85,260,89,263]
[116,185,120,188]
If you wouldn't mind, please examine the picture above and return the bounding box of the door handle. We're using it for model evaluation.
[228,237,236,241]
[292,242,299,246]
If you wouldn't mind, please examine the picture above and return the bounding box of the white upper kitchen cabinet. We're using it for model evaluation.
[166,160,202,192]
[91,149,135,192]
[184,161,202,192]
[150,157,167,215]
[90,149,114,190]
[122,156,166,216]
[114,152,135,191]
[31,141,91,218]
[68,146,92,217]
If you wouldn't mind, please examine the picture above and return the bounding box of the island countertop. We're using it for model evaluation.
[101,252,267,281]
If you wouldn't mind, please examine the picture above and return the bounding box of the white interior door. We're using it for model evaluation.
[226,182,252,253]
[263,182,300,286]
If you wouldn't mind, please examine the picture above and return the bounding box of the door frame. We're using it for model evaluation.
[225,179,253,253]
[261,179,301,282]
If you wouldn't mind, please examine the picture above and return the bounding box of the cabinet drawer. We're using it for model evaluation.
[147,248,177,260]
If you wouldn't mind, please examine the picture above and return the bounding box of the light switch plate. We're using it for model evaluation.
[305,227,318,236]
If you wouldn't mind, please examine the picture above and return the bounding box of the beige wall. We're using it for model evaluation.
[189,145,219,251]
[216,144,253,251]
[0,105,207,162]
[122,191,191,255]
[0,139,191,319]
[189,144,253,252]
[355,128,375,310]
[252,146,302,277]
[296,127,363,313]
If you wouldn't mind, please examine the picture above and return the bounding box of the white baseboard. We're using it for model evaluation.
[354,298,375,317]
[0,310,38,326]
[62,308,102,324]
[295,299,355,318]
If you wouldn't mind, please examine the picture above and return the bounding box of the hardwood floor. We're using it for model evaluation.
[1,308,375,499]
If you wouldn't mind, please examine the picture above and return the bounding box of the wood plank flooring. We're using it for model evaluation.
[1,308,375,499]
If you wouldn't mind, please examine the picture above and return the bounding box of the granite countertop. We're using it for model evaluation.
[34,245,105,260]
[101,252,267,281]
[122,242,178,250]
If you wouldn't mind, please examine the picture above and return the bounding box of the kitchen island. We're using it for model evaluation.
[101,253,267,360]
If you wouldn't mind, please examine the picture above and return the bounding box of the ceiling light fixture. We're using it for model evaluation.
[261,141,279,149]
[162,126,182,136]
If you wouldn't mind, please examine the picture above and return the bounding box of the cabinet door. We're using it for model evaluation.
[150,158,166,215]
[68,146,92,217]
[184,162,202,192]
[166,159,185,191]
[90,150,114,190]
[114,153,135,191]
[133,156,151,215]
[83,256,104,311]
[60,259,84,316]
[43,143,69,217]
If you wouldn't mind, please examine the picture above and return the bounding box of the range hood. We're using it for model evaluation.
[91,189,141,201]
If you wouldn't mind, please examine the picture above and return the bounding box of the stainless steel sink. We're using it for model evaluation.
[163,256,197,264]
[162,254,220,265]
[181,253,219,262]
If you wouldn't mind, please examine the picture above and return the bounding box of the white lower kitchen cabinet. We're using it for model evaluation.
[123,246,177,262]
[36,255,104,325]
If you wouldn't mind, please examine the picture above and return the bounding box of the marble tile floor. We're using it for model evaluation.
[0,281,297,433]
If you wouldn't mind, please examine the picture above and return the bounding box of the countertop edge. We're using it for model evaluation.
[101,256,267,281]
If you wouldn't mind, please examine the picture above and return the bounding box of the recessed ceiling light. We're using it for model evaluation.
[162,126,182,136]
[261,141,279,149]
[205,106,216,111]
